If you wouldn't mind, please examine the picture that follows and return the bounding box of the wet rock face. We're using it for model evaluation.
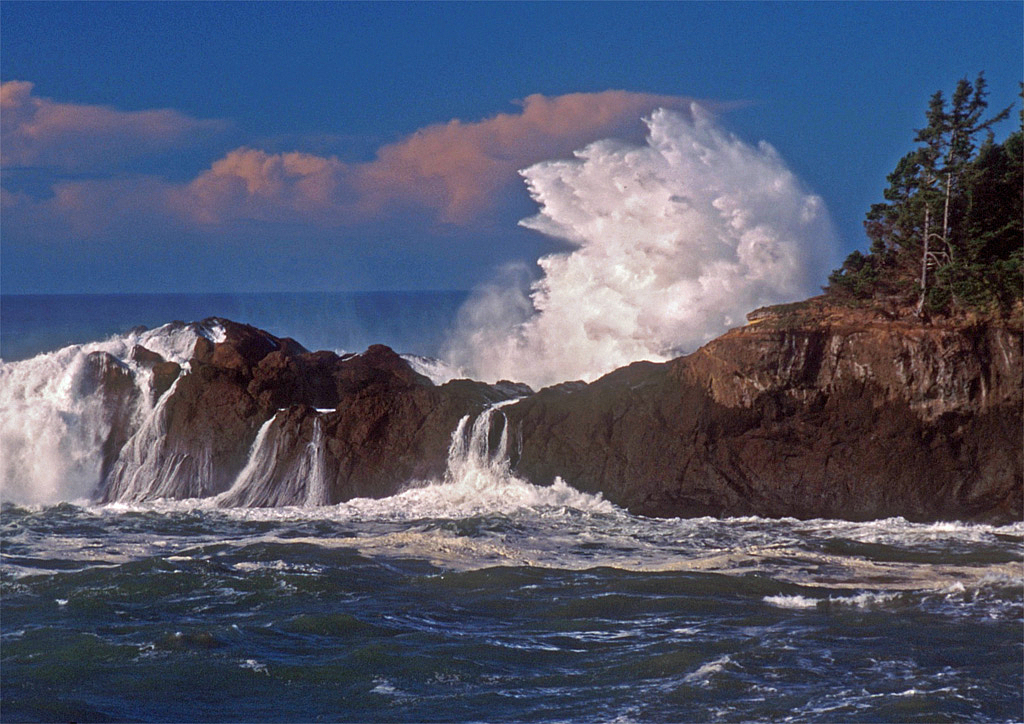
[151,361,182,400]
[504,307,1023,524]
[81,351,140,483]
[99,319,522,504]
[683,312,1022,420]
[216,380,518,507]
[129,345,165,366]
[129,345,182,400]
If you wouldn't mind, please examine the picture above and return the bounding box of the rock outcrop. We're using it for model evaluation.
[504,300,1022,523]
[93,305,1022,523]
[98,319,526,504]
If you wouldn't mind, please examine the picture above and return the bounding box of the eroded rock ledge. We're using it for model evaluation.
[505,302,1022,523]
[95,307,1022,523]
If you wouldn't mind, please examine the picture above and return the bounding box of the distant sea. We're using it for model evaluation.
[0,291,470,362]
[1,292,1022,722]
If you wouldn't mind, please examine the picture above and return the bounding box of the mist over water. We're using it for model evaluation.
[446,105,838,389]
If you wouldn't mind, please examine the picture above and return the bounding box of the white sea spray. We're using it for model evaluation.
[0,321,223,505]
[445,105,838,389]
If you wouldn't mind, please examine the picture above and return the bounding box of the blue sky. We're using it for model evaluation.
[2,1,1021,294]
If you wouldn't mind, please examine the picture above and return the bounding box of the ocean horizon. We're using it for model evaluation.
[0,291,471,363]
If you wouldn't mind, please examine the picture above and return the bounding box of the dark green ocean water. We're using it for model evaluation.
[3,501,1022,723]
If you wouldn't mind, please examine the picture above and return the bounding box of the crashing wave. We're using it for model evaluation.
[445,105,838,389]
[0,320,224,505]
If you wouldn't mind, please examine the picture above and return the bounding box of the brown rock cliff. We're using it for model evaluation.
[94,308,1021,522]
[505,302,1022,523]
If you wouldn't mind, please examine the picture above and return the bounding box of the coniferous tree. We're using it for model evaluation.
[827,73,1021,317]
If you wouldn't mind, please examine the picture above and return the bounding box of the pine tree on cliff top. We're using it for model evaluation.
[827,73,1021,316]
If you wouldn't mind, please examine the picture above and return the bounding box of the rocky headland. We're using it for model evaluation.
[506,300,1022,523]
[93,301,1022,523]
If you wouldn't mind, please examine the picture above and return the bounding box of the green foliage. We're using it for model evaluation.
[827,250,878,298]
[827,73,1022,316]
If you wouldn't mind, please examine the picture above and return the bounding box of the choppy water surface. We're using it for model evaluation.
[3,499,1021,723]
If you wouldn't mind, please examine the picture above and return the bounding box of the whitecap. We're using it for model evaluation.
[682,655,733,686]
[445,105,838,389]
[764,594,819,610]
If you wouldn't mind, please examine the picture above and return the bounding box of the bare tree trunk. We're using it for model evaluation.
[942,173,953,261]
[917,205,931,317]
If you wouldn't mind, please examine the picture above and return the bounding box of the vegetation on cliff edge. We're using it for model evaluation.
[826,73,1022,317]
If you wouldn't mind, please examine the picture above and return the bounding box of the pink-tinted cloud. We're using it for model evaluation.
[351,91,695,223]
[0,80,227,169]
[174,90,695,227]
[3,89,702,235]
[180,148,346,224]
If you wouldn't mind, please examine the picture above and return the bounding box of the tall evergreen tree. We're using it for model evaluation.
[827,73,1020,317]
[913,73,1011,313]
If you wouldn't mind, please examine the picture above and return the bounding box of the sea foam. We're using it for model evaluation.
[445,105,838,389]
[333,403,616,520]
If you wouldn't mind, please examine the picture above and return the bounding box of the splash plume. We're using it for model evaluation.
[446,104,838,389]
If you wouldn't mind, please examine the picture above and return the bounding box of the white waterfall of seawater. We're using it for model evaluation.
[101,375,207,503]
[0,321,223,506]
[302,418,329,507]
[444,400,516,485]
[215,416,282,508]
[330,400,614,520]
[216,412,330,508]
